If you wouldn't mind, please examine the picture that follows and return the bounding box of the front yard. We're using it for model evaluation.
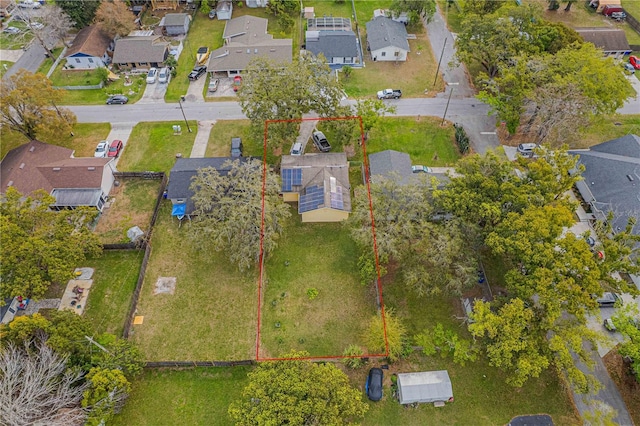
[260,210,378,358]
[129,202,258,361]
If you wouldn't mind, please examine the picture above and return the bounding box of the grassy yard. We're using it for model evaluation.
[116,121,198,173]
[83,250,145,336]
[0,21,33,49]
[58,73,147,105]
[0,60,13,78]
[111,367,250,426]
[575,114,640,148]
[363,116,460,166]
[130,202,257,361]
[48,66,103,87]
[260,209,378,358]
[0,123,111,159]
[94,178,162,244]
[35,47,64,75]
[205,119,265,157]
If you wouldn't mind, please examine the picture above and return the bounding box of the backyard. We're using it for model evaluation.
[260,210,379,358]
[205,119,266,160]
[94,178,162,245]
[129,202,257,361]
[116,121,198,173]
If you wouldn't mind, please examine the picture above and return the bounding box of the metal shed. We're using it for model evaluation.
[397,371,453,405]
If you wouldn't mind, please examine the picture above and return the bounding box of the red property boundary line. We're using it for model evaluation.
[256,116,389,362]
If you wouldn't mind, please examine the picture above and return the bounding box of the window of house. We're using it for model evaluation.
[345,57,353,64]
[88,58,94,63]
[75,58,81,63]
[394,51,400,57]
[381,52,386,57]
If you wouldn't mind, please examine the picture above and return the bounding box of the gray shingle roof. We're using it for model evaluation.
[569,135,640,234]
[166,157,257,215]
[112,36,169,64]
[306,30,358,59]
[366,16,409,52]
[576,28,631,53]
[163,13,189,27]
[368,150,412,184]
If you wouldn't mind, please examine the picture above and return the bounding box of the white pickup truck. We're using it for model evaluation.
[377,89,402,100]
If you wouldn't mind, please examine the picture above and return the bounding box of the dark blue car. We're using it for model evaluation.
[366,368,383,401]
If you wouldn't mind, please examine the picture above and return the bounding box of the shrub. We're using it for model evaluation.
[414,323,478,366]
[306,288,319,300]
[342,344,365,369]
[454,123,470,154]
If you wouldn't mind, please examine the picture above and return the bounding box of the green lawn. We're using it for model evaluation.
[577,114,640,148]
[95,178,162,244]
[130,202,258,361]
[205,119,278,163]
[58,73,147,105]
[49,66,103,87]
[111,367,250,426]
[116,121,198,173]
[0,21,33,49]
[0,123,111,159]
[260,210,378,358]
[83,250,145,336]
[363,116,460,166]
[35,47,64,75]
[0,60,13,78]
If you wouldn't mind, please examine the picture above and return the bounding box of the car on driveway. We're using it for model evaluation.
[94,141,108,158]
[290,142,303,156]
[233,75,242,92]
[3,27,20,34]
[188,66,207,81]
[412,165,432,173]
[596,292,620,308]
[366,368,383,401]
[623,63,635,74]
[28,22,44,30]
[158,67,170,84]
[106,95,128,105]
[629,55,640,70]
[146,67,158,84]
[108,140,123,158]
[208,78,219,92]
[517,143,539,158]
[311,131,331,152]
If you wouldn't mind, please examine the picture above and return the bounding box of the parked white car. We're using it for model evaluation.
[158,67,170,84]
[146,67,158,84]
[94,141,108,158]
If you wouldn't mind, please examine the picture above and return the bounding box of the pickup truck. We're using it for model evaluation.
[377,89,402,100]
[312,131,331,152]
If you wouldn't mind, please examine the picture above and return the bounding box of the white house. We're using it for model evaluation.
[64,25,113,70]
[365,16,410,62]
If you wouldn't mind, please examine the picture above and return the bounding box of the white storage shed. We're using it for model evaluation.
[397,370,453,405]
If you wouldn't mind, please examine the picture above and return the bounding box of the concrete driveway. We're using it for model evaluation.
[184,74,206,102]
[105,122,136,170]
[137,79,168,104]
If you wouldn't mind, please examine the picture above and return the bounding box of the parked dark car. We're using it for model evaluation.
[188,66,207,81]
[366,368,383,401]
[106,95,128,105]
[596,292,620,308]
[311,131,331,152]
[231,137,243,158]
[108,140,123,158]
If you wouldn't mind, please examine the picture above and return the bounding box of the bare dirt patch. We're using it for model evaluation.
[603,348,640,425]
[154,277,177,295]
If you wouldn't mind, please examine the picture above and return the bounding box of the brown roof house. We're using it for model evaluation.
[280,153,351,223]
[64,25,114,70]
[576,28,631,58]
[0,141,116,211]
[112,35,170,69]
[207,16,292,77]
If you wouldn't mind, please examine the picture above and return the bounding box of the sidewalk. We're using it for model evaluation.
[190,120,216,158]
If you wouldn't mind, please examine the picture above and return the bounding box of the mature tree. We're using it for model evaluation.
[415,323,478,366]
[82,367,131,426]
[363,308,409,362]
[266,0,299,16]
[19,5,75,52]
[0,339,88,426]
[56,0,100,28]
[94,0,137,38]
[0,71,76,141]
[462,0,506,16]
[610,305,640,381]
[390,0,436,24]
[355,99,396,141]
[532,21,581,54]
[189,159,290,271]
[0,188,101,300]
[238,55,343,150]
[228,351,368,425]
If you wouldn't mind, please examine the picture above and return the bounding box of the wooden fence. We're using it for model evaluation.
[625,10,640,36]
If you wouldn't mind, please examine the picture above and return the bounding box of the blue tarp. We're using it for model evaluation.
[172,203,186,216]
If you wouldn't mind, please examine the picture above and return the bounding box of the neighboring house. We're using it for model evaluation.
[112,35,170,69]
[0,0,16,18]
[216,0,233,20]
[569,134,640,235]
[373,8,409,25]
[368,150,413,185]
[63,25,113,70]
[576,28,631,58]
[246,0,267,7]
[207,16,292,77]
[161,13,191,36]
[0,140,116,211]
[280,153,351,223]
[166,157,255,218]
[396,371,454,405]
[306,17,359,67]
[366,16,410,62]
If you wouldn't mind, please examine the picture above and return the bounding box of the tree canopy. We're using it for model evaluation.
[56,0,100,28]
[188,159,290,271]
[237,55,344,150]
[390,0,436,24]
[228,351,368,425]
[0,71,76,141]
[94,0,137,38]
[0,188,101,300]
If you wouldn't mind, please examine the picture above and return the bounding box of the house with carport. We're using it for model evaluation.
[207,16,292,77]
[112,35,170,70]
[0,140,116,211]
[64,25,113,70]
[280,153,351,223]
[366,16,409,62]
[576,28,631,58]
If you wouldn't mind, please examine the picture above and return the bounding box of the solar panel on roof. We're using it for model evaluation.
[293,169,302,185]
[299,189,324,213]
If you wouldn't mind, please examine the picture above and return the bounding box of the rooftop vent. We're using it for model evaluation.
[29,146,35,152]
[19,163,25,169]
[52,167,61,171]
[87,167,96,171]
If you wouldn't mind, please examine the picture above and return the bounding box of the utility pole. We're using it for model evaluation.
[85,335,110,354]
[441,83,458,126]
[178,96,192,132]
[433,38,447,89]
